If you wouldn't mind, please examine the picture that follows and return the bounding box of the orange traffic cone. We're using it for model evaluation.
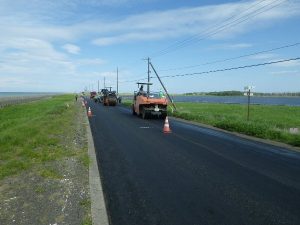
[87,107,92,117]
[163,116,172,133]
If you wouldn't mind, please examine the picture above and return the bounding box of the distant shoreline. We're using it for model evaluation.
[0,93,60,108]
[0,92,63,98]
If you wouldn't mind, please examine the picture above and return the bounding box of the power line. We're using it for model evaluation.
[151,0,285,58]
[119,57,300,84]
[109,0,288,84]
[158,42,300,71]
[155,57,300,79]
[149,0,269,58]
[150,0,287,58]
[119,77,148,84]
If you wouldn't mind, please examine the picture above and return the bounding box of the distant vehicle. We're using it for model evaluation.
[90,91,97,99]
[93,93,102,103]
[101,89,117,106]
[132,83,168,119]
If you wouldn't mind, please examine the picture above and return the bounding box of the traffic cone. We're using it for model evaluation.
[87,107,92,117]
[163,116,172,133]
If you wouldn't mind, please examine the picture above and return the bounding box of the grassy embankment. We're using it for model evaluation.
[123,100,300,147]
[0,94,88,179]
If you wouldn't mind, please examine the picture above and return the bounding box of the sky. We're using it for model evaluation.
[0,0,300,93]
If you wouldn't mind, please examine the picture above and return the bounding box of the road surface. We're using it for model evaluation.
[87,99,300,225]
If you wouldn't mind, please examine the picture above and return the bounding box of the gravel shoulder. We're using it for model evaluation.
[0,100,91,225]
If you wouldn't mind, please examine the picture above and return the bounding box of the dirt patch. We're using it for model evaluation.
[0,100,91,225]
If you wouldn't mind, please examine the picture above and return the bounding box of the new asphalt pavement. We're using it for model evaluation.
[87,99,300,225]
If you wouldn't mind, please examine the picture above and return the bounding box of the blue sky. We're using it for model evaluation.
[0,0,299,93]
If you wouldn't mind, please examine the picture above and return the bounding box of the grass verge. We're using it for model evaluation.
[0,95,80,179]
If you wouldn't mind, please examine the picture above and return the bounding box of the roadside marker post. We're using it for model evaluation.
[244,86,255,121]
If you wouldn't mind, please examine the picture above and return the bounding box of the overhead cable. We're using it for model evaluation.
[158,42,300,71]
[150,0,287,58]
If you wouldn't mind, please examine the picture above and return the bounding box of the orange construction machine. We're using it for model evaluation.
[132,82,168,119]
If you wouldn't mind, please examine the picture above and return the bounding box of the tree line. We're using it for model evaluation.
[183,91,300,97]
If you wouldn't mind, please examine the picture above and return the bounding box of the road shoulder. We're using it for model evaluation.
[85,106,109,225]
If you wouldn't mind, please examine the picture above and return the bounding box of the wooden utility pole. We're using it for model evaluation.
[147,57,150,95]
[117,67,119,95]
[149,62,177,111]
[247,89,250,121]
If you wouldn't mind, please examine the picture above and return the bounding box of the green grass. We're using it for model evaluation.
[122,100,132,108]
[171,102,300,147]
[81,217,92,225]
[39,168,63,179]
[0,95,80,179]
[79,153,90,168]
[122,100,300,147]
[80,199,91,208]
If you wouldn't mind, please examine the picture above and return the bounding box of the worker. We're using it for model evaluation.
[159,90,163,98]
[140,85,144,92]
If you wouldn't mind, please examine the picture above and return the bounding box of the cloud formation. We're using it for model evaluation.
[92,0,300,46]
[62,44,81,54]
[0,0,299,91]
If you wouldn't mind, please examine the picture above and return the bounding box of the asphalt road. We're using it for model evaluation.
[87,99,300,225]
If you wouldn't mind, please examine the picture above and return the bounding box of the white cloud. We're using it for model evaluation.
[0,0,299,91]
[76,58,106,66]
[92,0,300,46]
[209,43,253,51]
[270,70,299,75]
[273,59,300,68]
[62,44,81,54]
[1,0,299,47]
[0,38,88,92]
[0,77,29,88]
[250,53,277,60]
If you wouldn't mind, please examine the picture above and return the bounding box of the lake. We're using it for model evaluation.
[172,96,300,106]
[0,92,58,98]
[122,95,300,106]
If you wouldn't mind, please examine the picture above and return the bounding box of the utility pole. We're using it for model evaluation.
[117,67,119,95]
[149,62,177,111]
[244,86,254,121]
[147,57,150,96]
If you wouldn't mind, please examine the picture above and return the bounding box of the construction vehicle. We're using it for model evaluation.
[101,88,117,106]
[90,91,97,99]
[132,82,168,119]
[93,93,102,103]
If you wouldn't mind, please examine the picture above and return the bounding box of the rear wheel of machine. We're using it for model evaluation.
[132,105,136,115]
[142,108,148,119]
